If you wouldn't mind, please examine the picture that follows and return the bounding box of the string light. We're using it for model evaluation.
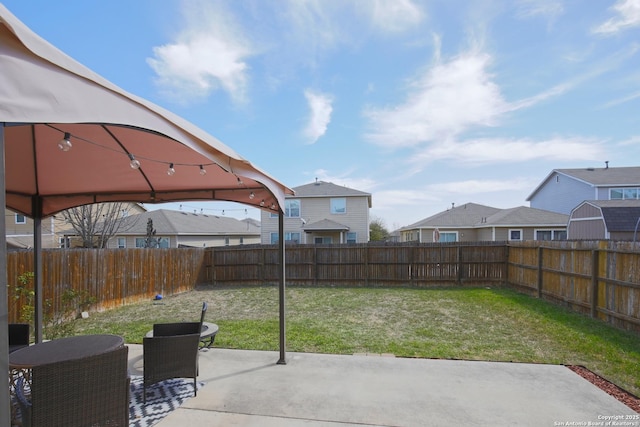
[51,129,280,211]
[128,154,141,169]
[58,132,72,152]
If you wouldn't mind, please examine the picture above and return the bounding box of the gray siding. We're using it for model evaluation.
[568,219,606,239]
[530,172,596,214]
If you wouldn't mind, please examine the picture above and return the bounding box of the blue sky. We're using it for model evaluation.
[3,0,640,230]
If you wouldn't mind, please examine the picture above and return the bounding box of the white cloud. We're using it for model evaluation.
[310,169,376,192]
[303,90,334,144]
[364,49,507,148]
[593,0,640,35]
[368,0,424,33]
[427,178,533,194]
[515,0,564,21]
[411,137,606,166]
[147,2,253,104]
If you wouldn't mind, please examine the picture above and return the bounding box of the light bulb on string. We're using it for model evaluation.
[128,154,141,169]
[249,192,255,200]
[237,176,244,186]
[58,132,72,152]
[260,200,265,207]
[167,163,175,176]
[199,165,207,176]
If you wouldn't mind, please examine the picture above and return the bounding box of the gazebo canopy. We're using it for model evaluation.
[0,3,292,218]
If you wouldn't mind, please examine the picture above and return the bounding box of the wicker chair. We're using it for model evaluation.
[143,322,201,403]
[9,323,30,353]
[15,345,129,427]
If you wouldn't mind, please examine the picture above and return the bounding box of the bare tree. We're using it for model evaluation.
[61,203,128,248]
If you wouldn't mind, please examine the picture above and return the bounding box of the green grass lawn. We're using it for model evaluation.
[67,285,640,396]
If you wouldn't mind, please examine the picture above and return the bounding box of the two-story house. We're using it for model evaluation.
[260,180,372,244]
[399,202,568,243]
[526,165,640,215]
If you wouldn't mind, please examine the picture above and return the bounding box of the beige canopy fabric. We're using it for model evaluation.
[0,5,290,422]
[0,3,292,217]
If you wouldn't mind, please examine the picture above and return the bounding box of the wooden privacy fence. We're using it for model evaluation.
[7,248,204,323]
[7,241,640,333]
[507,241,640,333]
[201,242,508,287]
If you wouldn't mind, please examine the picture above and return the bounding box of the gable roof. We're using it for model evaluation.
[112,209,260,236]
[573,200,640,232]
[402,203,501,229]
[401,203,568,230]
[483,206,568,226]
[526,166,640,201]
[291,181,372,207]
[302,219,350,232]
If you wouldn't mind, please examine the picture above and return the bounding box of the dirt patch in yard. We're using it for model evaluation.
[568,365,640,413]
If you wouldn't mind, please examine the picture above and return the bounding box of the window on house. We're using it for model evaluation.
[270,232,301,244]
[509,229,522,241]
[624,188,638,199]
[225,237,230,246]
[331,198,346,214]
[535,230,566,241]
[346,232,357,243]
[439,232,457,242]
[272,199,301,218]
[15,214,26,224]
[240,237,244,245]
[59,237,70,248]
[611,188,640,199]
[117,238,126,248]
[135,237,169,248]
[314,237,332,244]
[536,230,552,241]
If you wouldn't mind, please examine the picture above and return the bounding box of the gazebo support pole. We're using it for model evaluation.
[277,212,286,365]
[1,123,11,427]
[32,199,43,343]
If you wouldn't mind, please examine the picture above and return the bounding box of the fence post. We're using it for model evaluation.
[591,249,599,318]
[457,245,462,284]
[537,246,543,298]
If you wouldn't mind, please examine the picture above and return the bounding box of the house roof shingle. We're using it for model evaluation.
[401,203,568,230]
[115,209,260,236]
[292,180,371,203]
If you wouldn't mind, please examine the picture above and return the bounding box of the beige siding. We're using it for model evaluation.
[261,195,370,244]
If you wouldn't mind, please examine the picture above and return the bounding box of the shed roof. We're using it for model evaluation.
[574,200,640,232]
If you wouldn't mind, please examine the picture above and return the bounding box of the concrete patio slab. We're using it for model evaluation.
[126,345,637,427]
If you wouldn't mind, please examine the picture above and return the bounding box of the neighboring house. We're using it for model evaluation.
[526,165,640,215]
[399,203,568,243]
[568,200,640,241]
[91,209,261,248]
[260,180,372,244]
[5,202,145,249]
